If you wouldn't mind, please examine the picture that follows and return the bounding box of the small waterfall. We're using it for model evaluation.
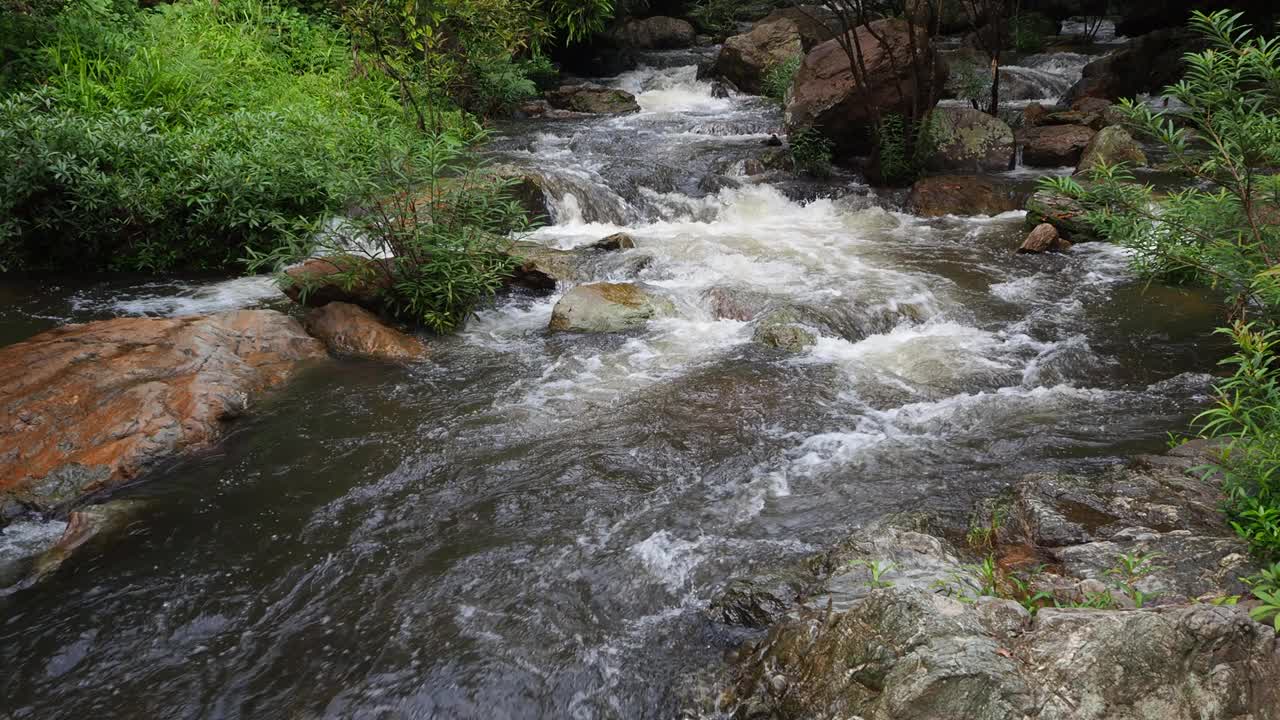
[998,52,1093,104]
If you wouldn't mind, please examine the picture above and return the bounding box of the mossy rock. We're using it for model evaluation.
[926,107,1015,173]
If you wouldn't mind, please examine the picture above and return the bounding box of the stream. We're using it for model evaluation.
[0,41,1231,720]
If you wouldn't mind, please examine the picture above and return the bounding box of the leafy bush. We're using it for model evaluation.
[1009,11,1055,53]
[789,128,834,178]
[249,133,532,333]
[0,0,458,272]
[946,54,990,111]
[688,0,737,38]
[1040,11,1280,560]
[874,112,936,186]
[762,54,801,106]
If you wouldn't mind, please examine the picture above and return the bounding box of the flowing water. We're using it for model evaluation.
[0,54,1228,719]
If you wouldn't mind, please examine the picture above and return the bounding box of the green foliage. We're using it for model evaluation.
[789,127,834,178]
[249,132,530,333]
[762,54,801,106]
[875,112,936,187]
[687,0,737,38]
[1245,561,1280,628]
[0,0,453,272]
[856,559,897,589]
[1009,11,1054,53]
[946,54,990,112]
[1106,551,1163,608]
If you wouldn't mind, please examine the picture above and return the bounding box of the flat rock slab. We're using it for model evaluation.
[0,310,326,511]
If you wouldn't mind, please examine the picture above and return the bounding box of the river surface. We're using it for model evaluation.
[0,43,1229,719]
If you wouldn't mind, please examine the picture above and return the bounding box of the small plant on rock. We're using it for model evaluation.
[788,127,834,178]
[858,559,897,589]
[762,55,801,106]
[1107,551,1164,608]
[1245,561,1280,628]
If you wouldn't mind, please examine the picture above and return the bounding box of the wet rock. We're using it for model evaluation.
[303,302,427,362]
[548,282,675,333]
[1076,125,1148,175]
[907,0,977,34]
[786,19,948,156]
[706,578,796,628]
[701,286,775,321]
[908,175,1028,217]
[587,232,637,252]
[544,84,640,114]
[1065,28,1205,103]
[813,527,979,611]
[0,312,325,512]
[507,242,585,290]
[925,107,1016,173]
[1023,101,1051,127]
[1025,188,1100,241]
[483,164,551,223]
[752,309,816,352]
[715,7,835,94]
[1018,124,1096,167]
[283,256,391,311]
[610,16,696,50]
[1018,222,1072,253]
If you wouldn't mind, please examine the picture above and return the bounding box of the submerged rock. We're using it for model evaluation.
[908,175,1028,217]
[0,500,146,591]
[548,282,675,333]
[303,302,427,362]
[715,7,835,94]
[1076,125,1148,175]
[786,19,947,156]
[926,107,1015,173]
[587,232,637,252]
[1018,124,1096,167]
[544,84,640,114]
[752,309,817,352]
[0,311,325,512]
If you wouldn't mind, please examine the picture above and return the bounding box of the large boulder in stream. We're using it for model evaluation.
[908,175,1028,217]
[1065,28,1204,103]
[1076,125,1148,175]
[0,310,326,513]
[282,256,392,312]
[925,107,1016,173]
[544,84,640,114]
[1018,123,1096,167]
[609,16,696,49]
[302,302,427,362]
[715,7,836,95]
[1025,188,1100,241]
[785,19,948,156]
[549,282,675,333]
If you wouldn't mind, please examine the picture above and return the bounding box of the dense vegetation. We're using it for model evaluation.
[0,0,614,326]
[1044,11,1280,562]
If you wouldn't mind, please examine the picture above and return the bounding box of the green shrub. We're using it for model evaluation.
[688,0,737,37]
[0,0,458,272]
[1009,11,1055,53]
[249,133,531,333]
[789,127,834,178]
[1040,11,1280,560]
[874,112,936,187]
[762,54,801,106]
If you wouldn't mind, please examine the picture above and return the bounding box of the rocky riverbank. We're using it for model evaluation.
[697,441,1279,719]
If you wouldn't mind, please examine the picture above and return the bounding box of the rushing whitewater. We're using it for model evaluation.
[1,57,1223,719]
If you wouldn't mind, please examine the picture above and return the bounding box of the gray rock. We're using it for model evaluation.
[610,16,696,50]
[548,282,675,333]
[1024,188,1100,242]
[1076,125,1148,175]
[751,309,816,352]
[926,107,1016,173]
[544,84,640,114]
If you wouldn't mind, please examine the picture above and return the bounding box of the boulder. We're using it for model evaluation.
[786,19,948,156]
[587,232,636,251]
[544,84,640,114]
[0,311,326,512]
[1018,222,1072,253]
[1076,125,1148,175]
[715,7,835,94]
[1018,124,1096,167]
[283,256,391,311]
[1023,101,1051,127]
[548,282,675,333]
[753,317,816,352]
[908,0,978,34]
[908,175,1028,217]
[303,302,427,362]
[1065,29,1204,103]
[926,107,1015,172]
[483,165,551,223]
[1025,188,1099,241]
[610,16,696,49]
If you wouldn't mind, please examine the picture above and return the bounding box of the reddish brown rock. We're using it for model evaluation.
[0,310,325,510]
[715,7,835,94]
[1018,124,1097,167]
[282,256,392,311]
[907,175,1029,217]
[1018,223,1072,254]
[785,19,948,156]
[1023,102,1051,128]
[303,302,427,362]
